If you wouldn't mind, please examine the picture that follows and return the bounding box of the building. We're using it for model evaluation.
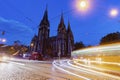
[30,8,74,58]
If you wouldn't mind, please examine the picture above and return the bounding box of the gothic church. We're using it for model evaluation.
[30,8,74,58]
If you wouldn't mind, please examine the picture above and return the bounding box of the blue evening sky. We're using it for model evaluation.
[0,0,120,45]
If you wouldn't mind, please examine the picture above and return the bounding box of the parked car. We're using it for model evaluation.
[29,52,43,60]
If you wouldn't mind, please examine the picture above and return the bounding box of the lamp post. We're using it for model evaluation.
[30,43,34,52]
[58,45,61,63]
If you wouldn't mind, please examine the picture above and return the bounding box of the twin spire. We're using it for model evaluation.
[58,13,72,33]
[40,6,72,33]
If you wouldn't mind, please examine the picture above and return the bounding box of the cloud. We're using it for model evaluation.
[0,17,34,45]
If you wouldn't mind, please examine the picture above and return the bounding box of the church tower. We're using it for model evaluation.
[38,8,50,56]
[57,13,67,57]
[67,21,74,57]
[30,7,74,59]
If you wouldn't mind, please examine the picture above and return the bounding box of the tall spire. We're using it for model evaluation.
[58,12,66,32]
[40,6,49,26]
[60,12,64,24]
[67,20,71,32]
[43,5,48,21]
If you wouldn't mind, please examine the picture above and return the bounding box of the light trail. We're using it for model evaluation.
[53,60,91,80]
[72,60,120,79]
[59,60,98,75]
[54,60,120,80]
[76,59,120,66]
[10,58,52,64]
[9,61,25,66]
[72,43,120,56]
[73,59,108,71]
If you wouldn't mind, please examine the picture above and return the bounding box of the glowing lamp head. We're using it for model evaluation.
[80,1,87,8]
[31,43,34,47]
[2,38,6,43]
[76,0,90,12]
[110,9,119,17]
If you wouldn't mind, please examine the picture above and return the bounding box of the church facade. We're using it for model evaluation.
[30,9,74,58]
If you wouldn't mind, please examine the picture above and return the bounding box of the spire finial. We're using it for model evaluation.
[67,20,71,32]
[42,5,48,21]
[60,11,64,24]
[68,19,70,26]
[46,4,48,11]
[39,5,49,26]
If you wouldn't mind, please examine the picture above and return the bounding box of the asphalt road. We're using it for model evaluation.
[0,59,77,80]
[0,58,120,80]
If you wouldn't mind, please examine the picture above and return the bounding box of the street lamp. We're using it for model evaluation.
[0,38,6,43]
[30,43,34,52]
[75,0,90,12]
[30,43,34,47]
[80,0,87,8]
[110,8,119,17]
[2,38,6,43]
